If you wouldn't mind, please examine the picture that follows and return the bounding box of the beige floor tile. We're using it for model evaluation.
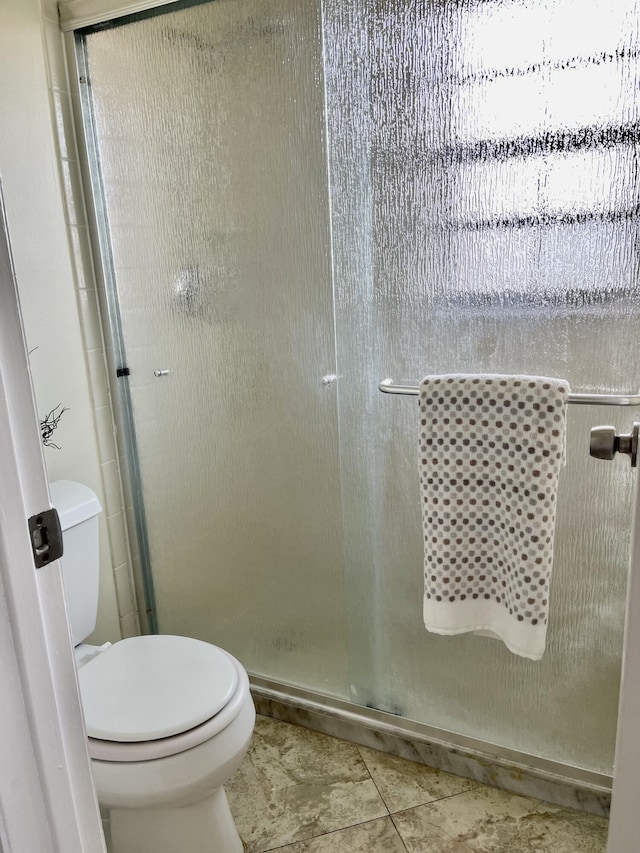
[272,816,408,852]
[391,785,608,853]
[358,745,480,813]
[226,717,388,852]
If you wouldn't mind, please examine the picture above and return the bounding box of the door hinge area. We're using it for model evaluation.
[28,508,63,569]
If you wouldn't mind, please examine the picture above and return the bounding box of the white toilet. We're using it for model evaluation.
[50,480,255,853]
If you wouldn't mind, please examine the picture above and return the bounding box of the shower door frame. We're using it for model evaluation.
[73,30,158,635]
[58,0,640,846]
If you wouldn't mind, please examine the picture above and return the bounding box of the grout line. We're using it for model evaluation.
[355,744,392,816]
[388,785,486,819]
[387,812,411,853]
[258,815,404,853]
[394,782,487,813]
[389,811,476,853]
[356,743,486,815]
[353,745,473,852]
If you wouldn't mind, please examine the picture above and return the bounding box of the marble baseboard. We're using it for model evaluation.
[250,679,611,820]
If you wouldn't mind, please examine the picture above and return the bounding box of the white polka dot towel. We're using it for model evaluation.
[419,374,570,660]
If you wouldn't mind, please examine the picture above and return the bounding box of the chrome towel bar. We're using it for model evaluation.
[378,379,640,407]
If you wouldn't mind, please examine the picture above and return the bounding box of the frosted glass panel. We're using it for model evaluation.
[84,0,349,695]
[324,0,639,772]
[83,0,640,777]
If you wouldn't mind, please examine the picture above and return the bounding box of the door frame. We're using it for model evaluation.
[606,473,640,850]
[0,188,106,853]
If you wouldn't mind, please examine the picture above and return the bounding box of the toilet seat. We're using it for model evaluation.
[80,636,246,761]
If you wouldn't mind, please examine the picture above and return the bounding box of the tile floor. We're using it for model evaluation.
[226,716,609,853]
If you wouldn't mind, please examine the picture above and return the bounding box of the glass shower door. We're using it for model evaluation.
[325,0,640,772]
[82,0,350,696]
[81,0,640,780]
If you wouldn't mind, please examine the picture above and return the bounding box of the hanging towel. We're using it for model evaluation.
[419,374,570,660]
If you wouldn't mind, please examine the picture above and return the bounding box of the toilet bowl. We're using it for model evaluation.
[50,480,255,853]
[78,634,255,853]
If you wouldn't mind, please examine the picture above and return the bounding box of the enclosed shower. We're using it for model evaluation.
[77,0,640,786]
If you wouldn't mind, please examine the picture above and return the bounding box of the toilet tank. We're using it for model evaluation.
[49,480,102,646]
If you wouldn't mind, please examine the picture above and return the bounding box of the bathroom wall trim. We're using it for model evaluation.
[250,676,612,819]
[58,0,177,30]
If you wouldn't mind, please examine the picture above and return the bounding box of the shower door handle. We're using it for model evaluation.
[590,424,639,467]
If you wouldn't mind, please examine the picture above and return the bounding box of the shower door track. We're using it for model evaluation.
[250,674,612,819]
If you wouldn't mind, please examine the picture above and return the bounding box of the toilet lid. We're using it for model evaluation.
[78,635,239,742]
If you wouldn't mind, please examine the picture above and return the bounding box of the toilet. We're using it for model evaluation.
[50,480,255,853]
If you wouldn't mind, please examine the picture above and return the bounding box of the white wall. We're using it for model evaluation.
[0,0,137,644]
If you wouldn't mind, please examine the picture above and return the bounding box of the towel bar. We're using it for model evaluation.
[378,379,640,407]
